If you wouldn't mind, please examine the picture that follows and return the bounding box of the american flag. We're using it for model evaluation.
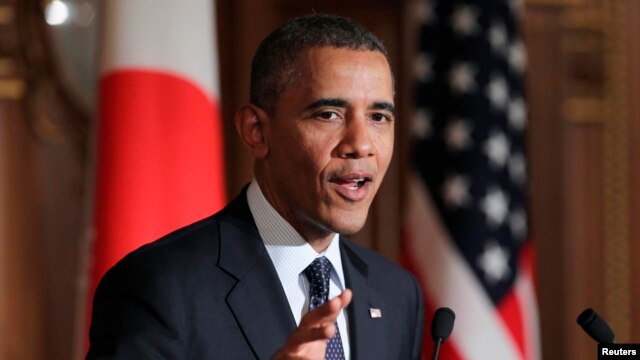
[402,0,540,359]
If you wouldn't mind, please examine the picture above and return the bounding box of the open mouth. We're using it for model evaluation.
[333,177,369,190]
[329,174,373,201]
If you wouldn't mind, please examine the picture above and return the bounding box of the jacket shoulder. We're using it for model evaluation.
[108,188,255,273]
[341,239,422,296]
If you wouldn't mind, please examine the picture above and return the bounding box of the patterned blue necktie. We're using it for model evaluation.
[304,256,346,360]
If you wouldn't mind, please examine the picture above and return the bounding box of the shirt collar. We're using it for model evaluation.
[246,180,345,286]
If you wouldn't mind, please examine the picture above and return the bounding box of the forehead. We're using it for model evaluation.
[287,47,394,100]
[297,47,392,78]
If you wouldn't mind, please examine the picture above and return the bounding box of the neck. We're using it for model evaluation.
[307,234,336,253]
[254,175,337,252]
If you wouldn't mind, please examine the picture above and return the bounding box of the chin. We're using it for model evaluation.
[328,211,369,235]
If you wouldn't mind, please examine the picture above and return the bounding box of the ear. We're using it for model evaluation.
[234,104,270,159]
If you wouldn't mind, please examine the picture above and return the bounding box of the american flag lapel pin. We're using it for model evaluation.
[369,308,382,318]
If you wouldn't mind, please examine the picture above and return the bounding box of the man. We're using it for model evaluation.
[87,14,424,359]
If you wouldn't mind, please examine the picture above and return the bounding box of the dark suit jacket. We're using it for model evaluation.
[87,190,424,359]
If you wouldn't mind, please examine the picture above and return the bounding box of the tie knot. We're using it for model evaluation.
[304,256,333,309]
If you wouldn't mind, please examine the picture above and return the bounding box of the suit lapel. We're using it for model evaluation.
[217,193,297,359]
[341,240,387,360]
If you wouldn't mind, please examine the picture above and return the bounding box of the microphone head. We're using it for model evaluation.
[431,307,456,342]
[577,308,615,344]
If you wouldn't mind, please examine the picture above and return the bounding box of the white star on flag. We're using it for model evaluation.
[508,97,527,130]
[477,240,512,284]
[508,39,527,73]
[509,208,528,241]
[488,21,508,54]
[450,62,476,94]
[484,130,510,168]
[508,153,526,184]
[509,0,525,14]
[414,53,434,82]
[486,74,509,110]
[481,187,509,227]
[412,108,433,139]
[451,5,479,36]
[415,0,434,25]
[445,118,473,150]
[442,175,471,208]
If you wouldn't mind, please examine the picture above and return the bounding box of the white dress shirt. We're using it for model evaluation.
[247,180,350,359]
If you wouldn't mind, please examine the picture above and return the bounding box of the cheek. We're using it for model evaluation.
[299,145,330,179]
[375,132,395,168]
[272,134,327,181]
[296,132,333,170]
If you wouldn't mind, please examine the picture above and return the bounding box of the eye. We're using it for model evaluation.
[371,112,392,123]
[315,111,340,120]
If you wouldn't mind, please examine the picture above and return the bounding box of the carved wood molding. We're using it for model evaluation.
[560,5,604,125]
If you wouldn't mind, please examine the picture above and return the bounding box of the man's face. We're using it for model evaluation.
[257,47,395,242]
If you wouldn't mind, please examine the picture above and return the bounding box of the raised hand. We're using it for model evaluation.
[272,289,352,360]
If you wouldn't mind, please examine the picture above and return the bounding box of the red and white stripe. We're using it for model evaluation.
[403,172,540,360]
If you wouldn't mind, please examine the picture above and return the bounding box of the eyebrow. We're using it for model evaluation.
[304,98,396,115]
[371,101,396,115]
[304,98,348,111]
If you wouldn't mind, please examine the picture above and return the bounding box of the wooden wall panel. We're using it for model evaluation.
[0,102,46,360]
[0,2,89,359]
[522,7,567,359]
[627,0,640,344]
[526,0,640,358]
[563,123,605,359]
[217,0,280,198]
[562,4,607,359]
[600,0,639,344]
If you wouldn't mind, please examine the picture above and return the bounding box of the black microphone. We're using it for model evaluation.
[431,307,455,360]
[577,308,615,344]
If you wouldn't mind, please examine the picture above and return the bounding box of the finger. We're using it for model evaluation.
[298,303,339,328]
[286,322,336,346]
[273,320,337,359]
[299,289,353,327]
[338,289,352,308]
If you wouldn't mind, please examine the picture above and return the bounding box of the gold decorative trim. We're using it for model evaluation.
[0,5,15,25]
[602,0,631,342]
[0,79,25,99]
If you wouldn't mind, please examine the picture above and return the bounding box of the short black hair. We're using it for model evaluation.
[250,14,392,112]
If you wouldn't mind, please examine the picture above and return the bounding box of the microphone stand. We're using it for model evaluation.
[432,337,443,360]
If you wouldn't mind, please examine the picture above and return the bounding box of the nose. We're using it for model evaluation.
[335,115,374,159]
